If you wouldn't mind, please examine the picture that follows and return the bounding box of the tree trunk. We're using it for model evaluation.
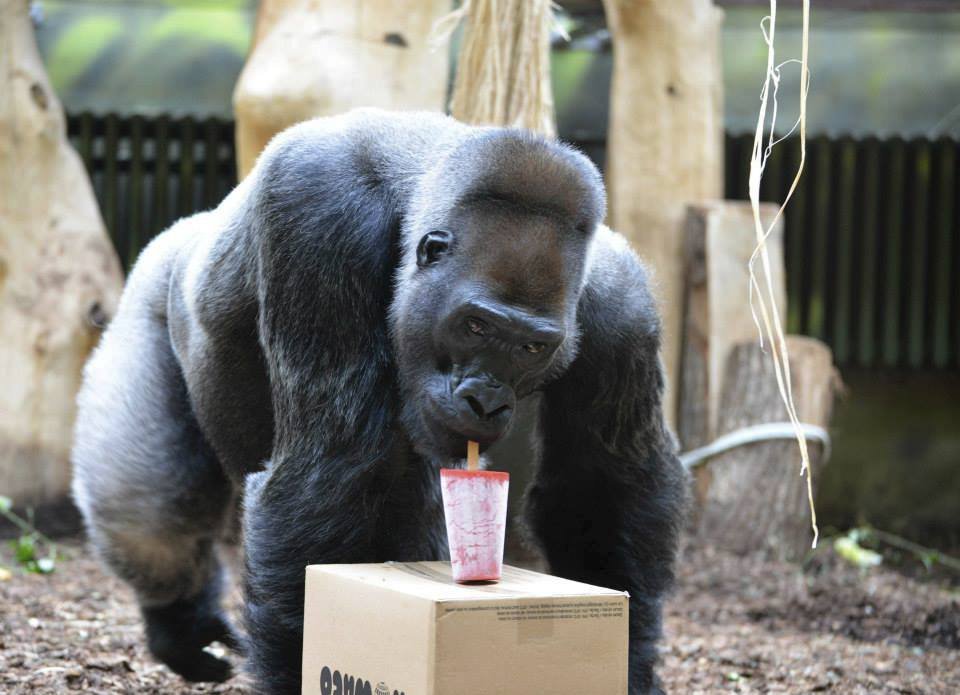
[696,337,839,561]
[601,0,724,428]
[233,0,451,178]
[448,0,555,137]
[0,0,123,506]
[678,201,786,452]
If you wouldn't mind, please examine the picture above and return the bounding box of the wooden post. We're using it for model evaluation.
[696,337,839,561]
[0,0,123,506]
[679,201,787,452]
[448,0,556,137]
[601,0,724,428]
[233,0,451,178]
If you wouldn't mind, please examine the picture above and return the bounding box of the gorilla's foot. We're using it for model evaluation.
[143,596,243,682]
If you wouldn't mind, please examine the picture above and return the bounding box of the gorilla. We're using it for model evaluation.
[71,109,687,694]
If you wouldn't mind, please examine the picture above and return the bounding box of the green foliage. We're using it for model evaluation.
[831,526,960,576]
[46,16,125,88]
[146,9,251,55]
[835,530,883,569]
[0,498,58,576]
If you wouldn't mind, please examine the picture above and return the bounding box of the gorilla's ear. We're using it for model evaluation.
[416,231,452,268]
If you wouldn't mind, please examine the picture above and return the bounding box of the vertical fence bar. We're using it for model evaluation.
[931,139,956,369]
[153,115,171,238]
[77,112,94,172]
[785,135,807,335]
[881,137,906,367]
[951,141,960,370]
[204,117,221,210]
[808,136,832,341]
[723,133,737,199]
[737,134,752,201]
[128,115,145,269]
[177,116,196,218]
[858,137,881,368]
[906,139,932,368]
[832,137,857,365]
[761,136,784,206]
[102,113,121,260]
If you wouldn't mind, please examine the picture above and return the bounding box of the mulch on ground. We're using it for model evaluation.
[1,537,957,694]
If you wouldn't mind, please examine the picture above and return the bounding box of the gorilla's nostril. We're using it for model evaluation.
[465,395,485,419]
[487,404,511,419]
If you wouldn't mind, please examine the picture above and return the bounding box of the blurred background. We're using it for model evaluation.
[28,0,960,553]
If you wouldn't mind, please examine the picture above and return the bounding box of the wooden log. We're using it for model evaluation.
[678,201,787,453]
[448,0,556,137]
[695,337,839,561]
[0,0,123,506]
[601,0,724,429]
[233,0,450,178]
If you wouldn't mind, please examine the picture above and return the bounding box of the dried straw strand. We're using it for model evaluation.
[747,0,818,547]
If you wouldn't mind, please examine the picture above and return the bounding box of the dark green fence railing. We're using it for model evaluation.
[67,112,237,270]
[66,112,959,372]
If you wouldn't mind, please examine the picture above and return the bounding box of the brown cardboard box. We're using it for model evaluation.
[302,562,628,695]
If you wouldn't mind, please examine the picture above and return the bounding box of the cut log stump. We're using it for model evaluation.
[695,337,840,561]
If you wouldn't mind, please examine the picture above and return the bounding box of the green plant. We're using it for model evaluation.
[0,496,58,575]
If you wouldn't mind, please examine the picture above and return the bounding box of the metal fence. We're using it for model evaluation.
[66,113,959,371]
[67,113,237,270]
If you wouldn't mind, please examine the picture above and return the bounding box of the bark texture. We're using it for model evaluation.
[601,0,724,427]
[0,0,123,505]
[233,0,450,178]
[696,337,839,561]
[679,200,786,452]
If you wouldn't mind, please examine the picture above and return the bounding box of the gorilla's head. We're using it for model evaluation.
[390,129,605,461]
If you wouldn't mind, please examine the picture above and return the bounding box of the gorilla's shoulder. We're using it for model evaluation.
[580,225,661,342]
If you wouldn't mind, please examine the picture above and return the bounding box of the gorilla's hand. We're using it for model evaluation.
[142,580,243,682]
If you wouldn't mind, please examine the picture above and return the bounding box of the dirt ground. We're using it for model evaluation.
[1,537,957,694]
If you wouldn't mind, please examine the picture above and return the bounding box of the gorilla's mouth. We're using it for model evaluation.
[418,376,514,456]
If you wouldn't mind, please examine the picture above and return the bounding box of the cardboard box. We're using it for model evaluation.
[302,562,628,695]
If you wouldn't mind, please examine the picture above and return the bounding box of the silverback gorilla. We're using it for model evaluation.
[71,109,687,694]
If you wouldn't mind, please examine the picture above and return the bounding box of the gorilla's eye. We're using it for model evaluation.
[416,230,452,267]
[466,317,486,336]
[523,342,546,354]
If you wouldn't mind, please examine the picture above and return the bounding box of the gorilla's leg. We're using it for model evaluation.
[523,446,686,695]
[72,273,238,682]
[525,266,688,695]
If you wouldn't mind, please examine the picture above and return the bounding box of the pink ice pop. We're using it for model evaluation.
[440,467,509,582]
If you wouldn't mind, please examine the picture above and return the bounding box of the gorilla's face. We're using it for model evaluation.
[392,202,591,461]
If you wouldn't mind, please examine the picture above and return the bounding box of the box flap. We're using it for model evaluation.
[307,562,627,602]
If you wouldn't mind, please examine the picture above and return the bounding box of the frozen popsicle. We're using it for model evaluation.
[440,441,509,582]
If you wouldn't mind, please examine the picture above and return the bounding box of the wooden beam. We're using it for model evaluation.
[678,201,787,451]
[233,0,450,178]
[601,0,724,428]
[0,0,123,506]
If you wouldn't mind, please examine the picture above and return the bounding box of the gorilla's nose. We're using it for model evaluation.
[454,377,515,423]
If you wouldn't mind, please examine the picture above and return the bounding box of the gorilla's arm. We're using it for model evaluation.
[240,131,445,693]
[525,231,688,695]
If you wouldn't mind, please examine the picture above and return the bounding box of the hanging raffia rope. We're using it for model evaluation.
[433,0,556,138]
[747,0,817,546]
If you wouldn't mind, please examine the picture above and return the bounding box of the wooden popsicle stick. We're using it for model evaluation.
[467,440,480,471]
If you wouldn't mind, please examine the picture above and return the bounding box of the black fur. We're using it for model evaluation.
[71,109,687,695]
